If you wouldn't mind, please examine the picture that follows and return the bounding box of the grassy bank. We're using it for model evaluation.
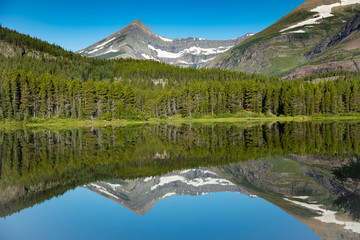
[1,113,360,130]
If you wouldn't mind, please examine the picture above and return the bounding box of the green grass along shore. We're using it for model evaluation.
[1,113,360,130]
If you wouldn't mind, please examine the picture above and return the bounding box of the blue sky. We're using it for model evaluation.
[0,0,304,51]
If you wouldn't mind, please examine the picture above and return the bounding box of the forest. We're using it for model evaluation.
[1,25,360,121]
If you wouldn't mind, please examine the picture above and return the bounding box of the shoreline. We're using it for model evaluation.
[1,115,360,129]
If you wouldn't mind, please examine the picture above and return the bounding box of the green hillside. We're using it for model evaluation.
[1,25,360,122]
[205,3,360,77]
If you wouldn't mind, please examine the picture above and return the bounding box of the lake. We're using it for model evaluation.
[0,121,359,240]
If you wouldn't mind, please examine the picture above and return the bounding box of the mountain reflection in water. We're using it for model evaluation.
[0,121,360,240]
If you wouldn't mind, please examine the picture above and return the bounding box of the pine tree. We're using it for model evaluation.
[10,71,20,117]
[208,83,217,115]
[104,111,112,121]
[123,84,136,106]
[0,108,4,121]
[20,82,32,118]
[323,90,332,113]
[114,101,125,119]
[71,99,77,119]
[263,87,273,114]
[83,80,97,118]
[244,81,256,111]
[313,85,322,114]
[350,81,360,112]
[78,98,84,120]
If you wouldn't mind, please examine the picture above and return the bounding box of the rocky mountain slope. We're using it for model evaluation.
[77,19,252,68]
[286,8,360,78]
[205,0,360,77]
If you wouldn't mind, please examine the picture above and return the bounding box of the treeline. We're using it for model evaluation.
[0,25,78,59]
[154,77,360,117]
[0,69,140,120]
[299,70,360,82]
[1,68,360,120]
[0,51,271,87]
[1,25,360,119]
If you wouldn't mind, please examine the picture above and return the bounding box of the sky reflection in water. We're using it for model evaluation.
[0,188,320,240]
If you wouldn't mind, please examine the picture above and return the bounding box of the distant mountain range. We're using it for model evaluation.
[205,0,360,78]
[77,19,253,68]
[79,1,360,78]
[3,0,360,79]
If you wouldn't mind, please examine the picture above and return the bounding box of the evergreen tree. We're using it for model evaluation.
[104,111,112,121]
[0,108,4,121]
[123,85,136,106]
[83,80,97,118]
[20,82,32,117]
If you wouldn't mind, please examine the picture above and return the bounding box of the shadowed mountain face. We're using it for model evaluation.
[205,0,360,78]
[77,19,252,68]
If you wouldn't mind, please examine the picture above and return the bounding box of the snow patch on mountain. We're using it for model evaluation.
[150,175,235,191]
[157,35,173,42]
[144,177,154,182]
[148,45,233,59]
[103,47,119,54]
[96,37,117,48]
[88,183,120,200]
[141,53,152,59]
[178,60,193,64]
[290,30,306,33]
[199,57,216,63]
[148,45,181,58]
[281,0,360,32]
[141,53,158,61]
[87,48,100,54]
[285,198,360,234]
[86,37,116,54]
[161,192,176,199]
[292,196,309,199]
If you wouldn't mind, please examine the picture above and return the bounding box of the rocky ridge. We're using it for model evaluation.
[284,9,360,78]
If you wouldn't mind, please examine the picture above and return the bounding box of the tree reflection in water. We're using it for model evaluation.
[333,158,360,221]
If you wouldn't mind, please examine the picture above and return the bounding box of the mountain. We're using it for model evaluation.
[77,19,253,68]
[205,0,360,77]
[286,8,360,78]
[83,168,252,216]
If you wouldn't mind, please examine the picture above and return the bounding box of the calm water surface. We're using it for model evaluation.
[0,122,359,240]
[0,189,319,240]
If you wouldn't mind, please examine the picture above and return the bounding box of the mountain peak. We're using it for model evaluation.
[130,19,145,26]
[78,19,252,68]
[125,19,154,35]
